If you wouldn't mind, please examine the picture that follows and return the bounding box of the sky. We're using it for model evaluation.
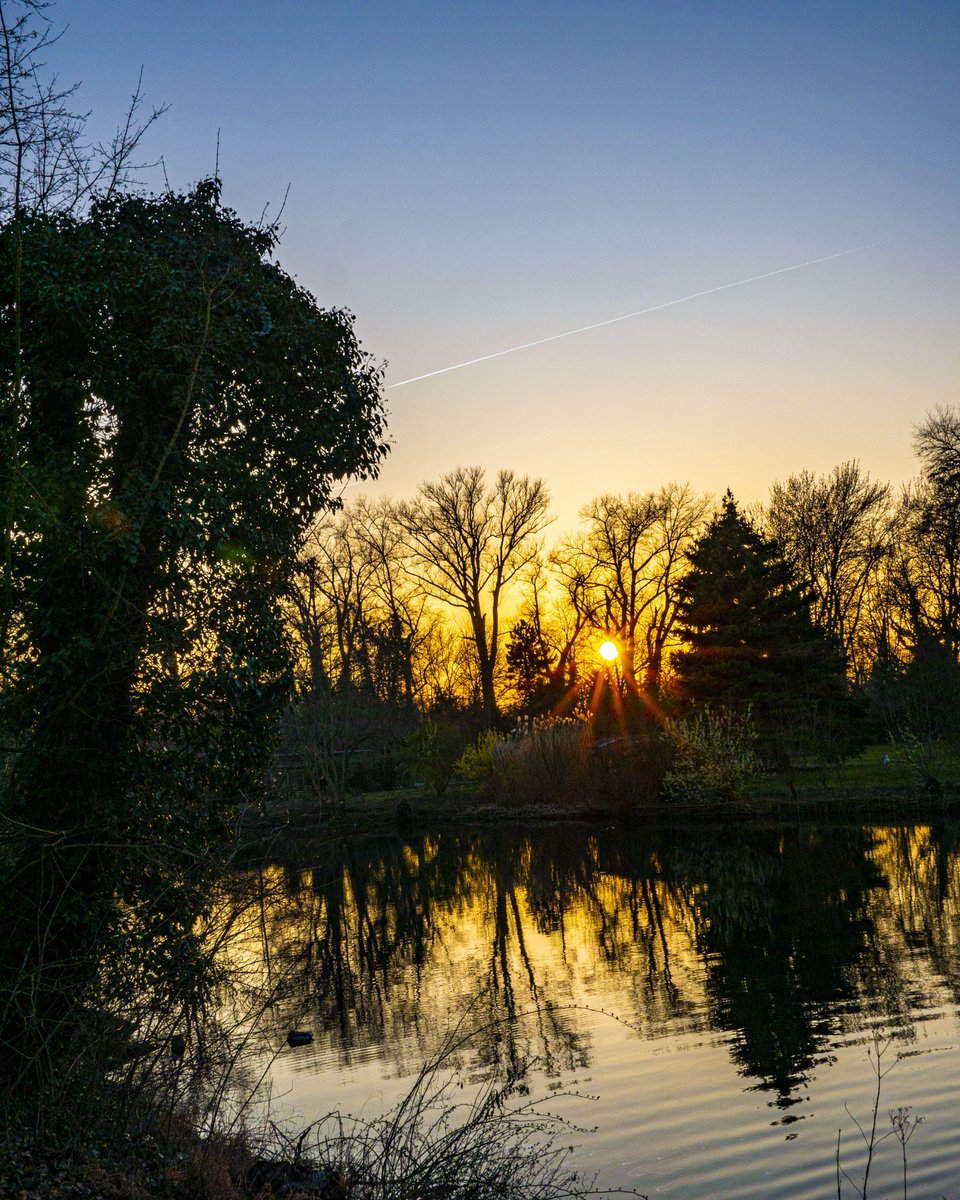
[60,0,960,536]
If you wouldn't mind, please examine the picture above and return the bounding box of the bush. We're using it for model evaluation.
[455,729,500,784]
[590,727,675,808]
[664,706,761,804]
[491,718,591,808]
[404,714,468,797]
[490,718,673,811]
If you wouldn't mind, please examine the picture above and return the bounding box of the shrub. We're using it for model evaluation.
[590,727,675,809]
[491,717,676,811]
[664,706,761,804]
[404,715,467,797]
[491,718,591,808]
[455,729,500,784]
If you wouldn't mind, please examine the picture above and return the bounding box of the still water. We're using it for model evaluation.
[230,821,960,1197]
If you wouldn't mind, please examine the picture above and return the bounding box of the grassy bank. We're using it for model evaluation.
[2,1010,643,1200]
[244,740,960,846]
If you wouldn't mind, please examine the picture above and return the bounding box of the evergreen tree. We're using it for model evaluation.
[674,491,855,765]
[505,617,555,715]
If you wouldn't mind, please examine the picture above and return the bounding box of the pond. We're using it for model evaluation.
[227,820,960,1197]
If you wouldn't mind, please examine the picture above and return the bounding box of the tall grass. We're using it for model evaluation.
[491,719,591,809]
[490,718,672,812]
[259,1030,644,1200]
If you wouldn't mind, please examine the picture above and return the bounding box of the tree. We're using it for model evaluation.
[550,483,709,703]
[0,0,166,675]
[674,491,854,765]
[0,0,165,220]
[348,496,436,706]
[898,407,960,662]
[504,617,554,714]
[396,467,551,725]
[282,500,440,803]
[554,490,662,700]
[873,408,960,751]
[0,181,387,1075]
[768,462,894,680]
[639,483,711,695]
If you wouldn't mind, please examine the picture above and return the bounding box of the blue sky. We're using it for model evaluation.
[64,0,960,531]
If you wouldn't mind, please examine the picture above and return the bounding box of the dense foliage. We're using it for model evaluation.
[0,180,387,1112]
[673,491,856,764]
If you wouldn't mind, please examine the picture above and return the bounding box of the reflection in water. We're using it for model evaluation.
[673,825,884,1103]
[227,821,960,1109]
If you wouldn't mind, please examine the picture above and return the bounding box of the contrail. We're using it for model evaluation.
[387,242,882,390]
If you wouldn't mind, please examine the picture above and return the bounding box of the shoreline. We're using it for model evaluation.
[237,781,960,851]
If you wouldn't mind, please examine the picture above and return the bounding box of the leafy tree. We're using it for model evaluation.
[0,0,167,675]
[504,617,555,715]
[673,491,854,765]
[0,181,387,1082]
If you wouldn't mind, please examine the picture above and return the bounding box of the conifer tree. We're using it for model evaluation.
[674,491,854,765]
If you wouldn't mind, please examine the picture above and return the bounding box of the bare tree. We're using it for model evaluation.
[349,497,436,706]
[870,414,960,749]
[915,405,960,491]
[543,540,598,702]
[550,483,708,699]
[0,0,166,219]
[563,490,662,695]
[768,461,894,679]
[283,500,441,808]
[640,483,711,695]
[288,508,378,695]
[396,467,551,724]
[895,408,960,662]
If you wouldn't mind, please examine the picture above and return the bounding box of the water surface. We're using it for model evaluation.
[229,821,960,1197]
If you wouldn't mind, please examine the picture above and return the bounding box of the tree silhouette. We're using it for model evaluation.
[674,491,854,764]
[0,181,387,1078]
[396,467,551,725]
[768,461,894,681]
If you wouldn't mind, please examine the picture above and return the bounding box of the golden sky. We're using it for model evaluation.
[65,1,960,534]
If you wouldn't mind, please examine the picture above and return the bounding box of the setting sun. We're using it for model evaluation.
[598,640,619,662]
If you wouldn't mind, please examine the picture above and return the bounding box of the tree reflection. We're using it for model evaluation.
[663,824,884,1104]
[224,820,960,1107]
[863,824,960,1019]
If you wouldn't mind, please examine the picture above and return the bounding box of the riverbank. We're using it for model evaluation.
[240,772,960,850]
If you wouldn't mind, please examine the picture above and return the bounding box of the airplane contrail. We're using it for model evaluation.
[387,242,884,390]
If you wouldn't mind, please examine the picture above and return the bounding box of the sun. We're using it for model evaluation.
[598,640,619,662]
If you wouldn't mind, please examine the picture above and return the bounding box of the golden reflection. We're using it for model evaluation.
[213,831,710,1086]
[208,823,960,1106]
